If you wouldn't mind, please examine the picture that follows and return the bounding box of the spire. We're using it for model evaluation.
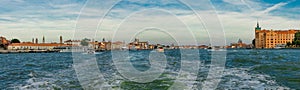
[255,21,261,30]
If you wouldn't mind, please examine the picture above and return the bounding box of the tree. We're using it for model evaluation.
[80,38,90,46]
[294,32,300,41]
[11,39,21,43]
[293,32,300,47]
[286,42,292,47]
[252,39,255,47]
[295,40,300,47]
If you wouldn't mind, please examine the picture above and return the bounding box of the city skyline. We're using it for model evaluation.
[0,0,300,45]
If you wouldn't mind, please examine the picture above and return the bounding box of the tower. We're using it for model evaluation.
[255,21,261,31]
[60,36,63,44]
[134,38,139,42]
[102,38,105,42]
[42,36,45,43]
[238,39,242,44]
[35,38,38,44]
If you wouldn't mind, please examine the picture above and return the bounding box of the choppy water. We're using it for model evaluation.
[0,49,299,89]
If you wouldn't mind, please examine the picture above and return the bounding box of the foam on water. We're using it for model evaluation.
[14,76,61,90]
[218,68,290,90]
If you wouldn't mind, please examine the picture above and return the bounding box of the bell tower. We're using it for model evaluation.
[255,21,261,31]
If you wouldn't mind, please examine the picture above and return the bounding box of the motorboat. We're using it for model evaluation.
[156,47,164,52]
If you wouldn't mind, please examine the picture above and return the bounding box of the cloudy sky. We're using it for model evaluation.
[0,0,299,45]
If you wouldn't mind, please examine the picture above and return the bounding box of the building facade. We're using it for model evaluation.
[128,38,149,50]
[255,22,300,48]
[229,39,249,48]
[0,36,9,49]
[8,42,70,50]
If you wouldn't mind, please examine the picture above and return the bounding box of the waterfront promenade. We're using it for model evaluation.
[0,50,60,54]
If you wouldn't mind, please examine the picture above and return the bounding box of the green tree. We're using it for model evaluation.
[295,32,300,41]
[286,42,292,47]
[11,39,21,43]
[252,39,255,47]
[295,40,300,47]
[80,38,90,46]
[293,32,300,47]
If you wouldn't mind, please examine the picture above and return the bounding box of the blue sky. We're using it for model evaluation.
[0,0,299,45]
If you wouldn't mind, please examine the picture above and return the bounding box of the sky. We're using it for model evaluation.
[0,0,299,45]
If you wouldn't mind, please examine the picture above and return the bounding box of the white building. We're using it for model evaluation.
[8,43,70,50]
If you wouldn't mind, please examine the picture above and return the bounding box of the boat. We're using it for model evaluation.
[207,47,226,51]
[274,44,286,49]
[58,46,84,52]
[86,50,95,54]
[156,47,164,52]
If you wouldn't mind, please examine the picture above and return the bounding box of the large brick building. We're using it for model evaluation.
[254,22,300,49]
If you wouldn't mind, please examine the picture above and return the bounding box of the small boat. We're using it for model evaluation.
[82,48,97,54]
[121,47,128,50]
[207,47,226,51]
[274,44,286,49]
[156,47,164,52]
[87,50,95,54]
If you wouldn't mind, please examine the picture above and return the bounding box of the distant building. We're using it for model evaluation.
[229,39,248,48]
[111,41,125,50]
[64,40,81,46]
[8,42,70,50]
[99,38,112,50]
[254,22,300,48]
[8,36,71,50]
[198,45,209,49]
[128,38,149,50]
[0,36,9,50]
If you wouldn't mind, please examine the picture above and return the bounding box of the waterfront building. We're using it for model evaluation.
[254,22,300,48]
[89,41,100,49]
[111,41,125,50]
[148,44,156,49]
[198,45,209,49]
[0,36,9,50]
[229,39,248,48]
[99,38,112,50]
[8,42,70,50]
[128,38,149,50]
[64,40,81,46]
[8,36,71,50]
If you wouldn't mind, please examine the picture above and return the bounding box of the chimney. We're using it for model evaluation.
[60,36,63,44]
[35,38,38,44]
[32,38,34,43]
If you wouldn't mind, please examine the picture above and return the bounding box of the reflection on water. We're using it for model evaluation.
[0,49,299,89]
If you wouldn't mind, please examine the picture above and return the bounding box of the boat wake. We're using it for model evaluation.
[217,68,289,89]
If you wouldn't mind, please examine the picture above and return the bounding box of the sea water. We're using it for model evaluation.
[0,49,299,89]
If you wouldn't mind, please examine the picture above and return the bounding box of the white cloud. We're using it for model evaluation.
[257,2,289,15]
[223,0,246,5]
